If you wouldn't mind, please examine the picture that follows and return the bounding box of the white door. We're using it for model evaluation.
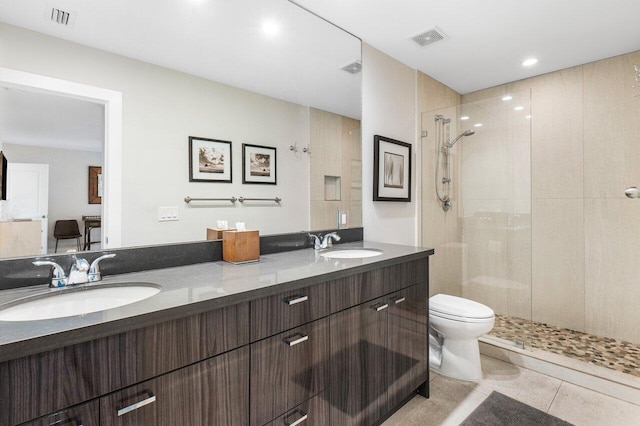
[7,163,49,254]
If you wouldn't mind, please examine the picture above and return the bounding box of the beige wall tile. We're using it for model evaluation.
[585,198,640,343]
[532,199,585,331]
[584,51,640,198]
[525,67,584,199]
[309,108,361,229]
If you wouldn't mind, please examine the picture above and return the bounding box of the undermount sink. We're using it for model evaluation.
[320,248,384,259]
[0,282,161,322]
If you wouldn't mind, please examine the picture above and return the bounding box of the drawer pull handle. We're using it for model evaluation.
[371,303,389,312]
[284,409,308,426]
[391,297,406,304]
[284,333,309,346]
[285,295,309,305]
[117,391,157,416]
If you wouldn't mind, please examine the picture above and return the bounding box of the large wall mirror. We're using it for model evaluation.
[0,0,361,259]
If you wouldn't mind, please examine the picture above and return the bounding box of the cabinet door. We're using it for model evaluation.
[22,401,99,426]
[100,346,249,426]
[250,318,329,426]
[329,297,388,426]
[387,283,428,409]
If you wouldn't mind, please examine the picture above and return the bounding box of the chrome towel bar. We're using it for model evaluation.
[184,196,237,204]
[238,196,281,203]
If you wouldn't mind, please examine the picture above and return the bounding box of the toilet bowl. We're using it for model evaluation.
[429,294,495,381]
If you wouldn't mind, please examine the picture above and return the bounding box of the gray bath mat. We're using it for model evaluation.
[460,391,573,425]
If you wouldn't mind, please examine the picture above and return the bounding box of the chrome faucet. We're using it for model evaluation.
[88,253,116,282]
[322,232,341,248]
[32,260,68,288]
[33,253,116,288]
[308,232,341,250]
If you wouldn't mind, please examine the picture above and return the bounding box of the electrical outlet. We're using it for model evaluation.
[158,206,179,222]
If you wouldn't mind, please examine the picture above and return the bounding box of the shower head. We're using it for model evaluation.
[446,129,475,148]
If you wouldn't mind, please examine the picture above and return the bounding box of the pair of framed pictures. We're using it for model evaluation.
[188,136,276,185]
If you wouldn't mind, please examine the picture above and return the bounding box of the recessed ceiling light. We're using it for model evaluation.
[514,106,524,111]
[474,123,483,127]
[460,116,469,120]
[502,96,512,101]
[262,20,279,36]
[522,58,538,67]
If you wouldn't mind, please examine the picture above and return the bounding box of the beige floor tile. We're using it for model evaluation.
[459,355,562,411]
[548,382,640,426]
[383,375,487,426]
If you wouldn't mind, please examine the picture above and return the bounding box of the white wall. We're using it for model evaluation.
[0,22,310,247]
[361,44,418,245]
[1,143,102,248]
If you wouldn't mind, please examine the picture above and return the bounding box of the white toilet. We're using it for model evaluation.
[428,294,495,381]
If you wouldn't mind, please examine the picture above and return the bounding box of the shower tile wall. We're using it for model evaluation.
[309,107,362,230]
[462,50,640,344]
[417,72,462,297]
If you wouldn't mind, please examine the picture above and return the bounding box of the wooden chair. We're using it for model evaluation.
[53,220,82,253]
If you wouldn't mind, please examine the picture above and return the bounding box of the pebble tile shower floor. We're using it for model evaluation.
[488,314,640,377]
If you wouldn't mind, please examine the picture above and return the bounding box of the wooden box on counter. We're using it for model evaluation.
[206,228,237,240]
[223,230,260,263]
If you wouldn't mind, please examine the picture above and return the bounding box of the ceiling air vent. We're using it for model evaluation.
[411,27,447,47]
[48,7,77,27]
[341,60,362,75]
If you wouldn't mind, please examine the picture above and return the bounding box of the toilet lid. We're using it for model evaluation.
[429,294,494,319]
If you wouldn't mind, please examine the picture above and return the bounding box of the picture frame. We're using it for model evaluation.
[189,136,232,183]
[88,166,102,204]
[373,135,411,202]
[242,143,277,185]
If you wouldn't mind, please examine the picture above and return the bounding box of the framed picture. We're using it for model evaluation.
[373,135,411,202]
[189,136,232,183]
[242,143,277,185]
[88,166,102,204]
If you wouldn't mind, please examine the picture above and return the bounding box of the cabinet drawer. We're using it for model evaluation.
[100,346,249,426]
[265,391,329,426]
[329,269,384,312]
[251,283,329,341]
[250,318,329,426]
[0,303,249,426]
[383,258,429,293]
[22,401,99,426]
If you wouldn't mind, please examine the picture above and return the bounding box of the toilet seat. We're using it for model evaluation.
[429,294,494,322]
[429,310,494,323]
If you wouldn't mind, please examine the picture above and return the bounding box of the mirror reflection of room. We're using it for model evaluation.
[0,0,362,260]
[0,88,104,257]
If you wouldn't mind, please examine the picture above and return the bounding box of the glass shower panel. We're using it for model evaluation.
[421,90,532,349]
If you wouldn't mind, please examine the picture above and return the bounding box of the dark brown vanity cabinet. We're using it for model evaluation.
[100,347,249,425]
[329,282,428,426]
[3,254,430,426]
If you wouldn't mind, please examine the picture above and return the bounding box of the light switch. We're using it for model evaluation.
[341,212,347,225]
[158,206,179,222]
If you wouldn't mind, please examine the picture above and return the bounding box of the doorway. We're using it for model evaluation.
[0,67,122,254]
